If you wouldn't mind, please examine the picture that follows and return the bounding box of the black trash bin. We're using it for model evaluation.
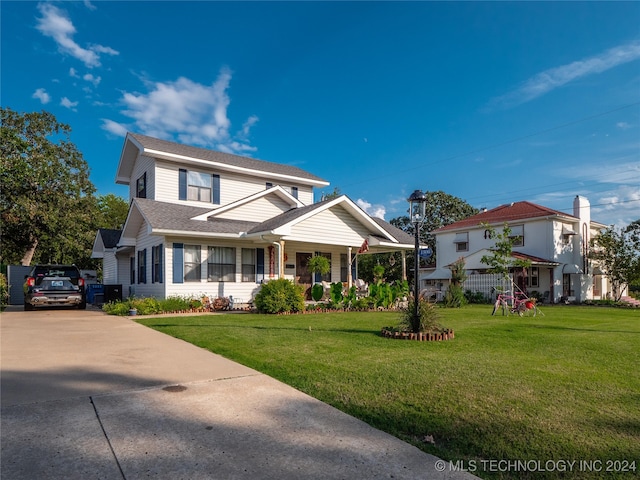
[104,284,122,303]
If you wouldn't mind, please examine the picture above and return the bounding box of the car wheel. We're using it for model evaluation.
[24,302,34,311]
[79,301,87,310]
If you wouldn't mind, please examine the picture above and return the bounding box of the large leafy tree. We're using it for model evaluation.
[97,193,129,230]
[1,108,96,266]
[589,220,640,301]
[390,190,479,261]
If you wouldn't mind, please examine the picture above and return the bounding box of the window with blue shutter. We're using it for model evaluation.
[173,243,184,283]
[179,169,219,204]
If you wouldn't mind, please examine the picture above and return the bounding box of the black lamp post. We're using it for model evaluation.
[408,189,427,333]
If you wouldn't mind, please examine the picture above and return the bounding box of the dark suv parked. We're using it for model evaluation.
[24,265,86,310]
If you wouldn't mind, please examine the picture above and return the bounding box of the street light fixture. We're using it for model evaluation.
[408,189,427,333]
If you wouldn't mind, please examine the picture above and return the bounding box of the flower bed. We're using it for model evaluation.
[380,328,454,341]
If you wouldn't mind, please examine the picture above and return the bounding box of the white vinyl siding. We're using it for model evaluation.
[215,195,294,222]
[132,219,165,298]
[101,252,118,284]
[154,161,314,207]
[163,237,266,302]
[287,206,371,246]
[129,154,155,201]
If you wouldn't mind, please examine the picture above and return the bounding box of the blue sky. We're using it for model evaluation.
[2,1,639,228]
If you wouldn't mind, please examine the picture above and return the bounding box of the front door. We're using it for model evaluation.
[296,252,312,298]
[296,253,312,284]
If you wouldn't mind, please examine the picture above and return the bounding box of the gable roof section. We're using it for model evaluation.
[98,228,122,248]
[245,195,415,248]
[433,201,577,233]
[370,217,416,246]
[91,228,122,258]
[116,132,329,187]
[191,185,304,221]
[121,198,259,241]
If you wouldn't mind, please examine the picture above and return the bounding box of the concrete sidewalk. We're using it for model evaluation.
[1,306,477,479]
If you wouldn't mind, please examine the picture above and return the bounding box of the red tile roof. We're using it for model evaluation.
[433,201,576,232]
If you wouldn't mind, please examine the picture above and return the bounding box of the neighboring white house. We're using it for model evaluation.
[423,196,617,304]
[92,133,416,303]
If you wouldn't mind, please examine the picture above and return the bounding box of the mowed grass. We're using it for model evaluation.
[137,305,640,479]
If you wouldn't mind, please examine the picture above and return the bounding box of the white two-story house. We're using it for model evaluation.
[424,196,614,303]
[92,133,415,303]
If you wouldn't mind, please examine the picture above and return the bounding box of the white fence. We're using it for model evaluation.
[463,274,513,301]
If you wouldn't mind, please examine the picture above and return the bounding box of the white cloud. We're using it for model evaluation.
[60,97,78,110]
[488,40,640,109]
[591,185,640,229]
[69,67,78,78]
[36,3,118,68]
[83,73,101,87]
[616,122,631,130]
[101,119,128,136]
[32,88,51,104]
[104,68,258,154]
[357,198,386,219]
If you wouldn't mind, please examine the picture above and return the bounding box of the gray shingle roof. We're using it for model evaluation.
[370,217,415,244]
[247,198,334,234]
[248,197,415,245]
[98,228,122,248]
[134,198,259,234]
[129,133,328,184]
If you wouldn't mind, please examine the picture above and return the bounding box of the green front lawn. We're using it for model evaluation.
[137,305,639,479]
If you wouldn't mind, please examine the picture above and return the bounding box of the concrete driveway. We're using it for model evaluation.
[1,305,477,479]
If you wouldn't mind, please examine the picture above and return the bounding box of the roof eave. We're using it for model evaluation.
[145,148,330,187]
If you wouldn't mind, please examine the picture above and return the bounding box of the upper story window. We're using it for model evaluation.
[454,232,469,252]
[509,225,524,247]
[136,172,147,198]
[179,169,220,204]
[291,186,298,199]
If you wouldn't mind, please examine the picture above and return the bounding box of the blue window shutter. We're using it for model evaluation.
[159,244,163,283]
[179,169,187,200]
[173,243,184,283]
[256,248,264,283]
[212,174,220,204]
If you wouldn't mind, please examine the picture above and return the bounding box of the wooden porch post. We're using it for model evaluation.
[279,240,285,279]
[402,251,407,281]
[347,246,353,288]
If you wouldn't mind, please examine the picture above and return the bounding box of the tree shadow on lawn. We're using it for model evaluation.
[145,323,384,337]
[527,324,640,335]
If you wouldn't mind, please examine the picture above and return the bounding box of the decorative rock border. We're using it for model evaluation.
[380,328,454,341]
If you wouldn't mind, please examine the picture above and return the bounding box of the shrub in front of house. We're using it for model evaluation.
[253,278,305,314]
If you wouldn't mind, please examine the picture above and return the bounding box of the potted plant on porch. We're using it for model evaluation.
[307,254,330,301]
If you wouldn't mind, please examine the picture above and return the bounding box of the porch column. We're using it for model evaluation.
[401,251,407,281]
[347,246,353,288]
[279,240,285,279]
